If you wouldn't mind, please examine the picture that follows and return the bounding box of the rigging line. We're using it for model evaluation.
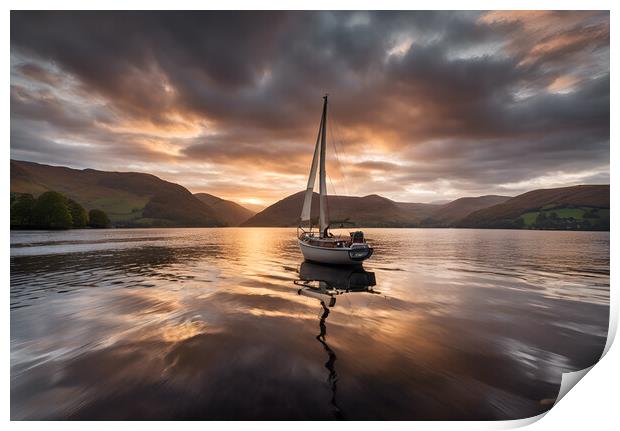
[328,105,350,197]
[329,119,347,197]
[327,172,338,197]
[325,174,332,228]
[326,173,339,232]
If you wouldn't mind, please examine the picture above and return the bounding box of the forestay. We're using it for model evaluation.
[300,107,323,222]
[300,95,330,237]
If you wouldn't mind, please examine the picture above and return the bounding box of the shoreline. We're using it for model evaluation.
[10,226,611,232]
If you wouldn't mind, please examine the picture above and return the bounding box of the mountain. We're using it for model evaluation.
[422,195,512,227]
[458,185,609,230]
[11,160,610,231]
[194,193,255,226]
[241,191,440,227]
[241,185,609,231]
[11,160,231,227]
[394,202,443,220]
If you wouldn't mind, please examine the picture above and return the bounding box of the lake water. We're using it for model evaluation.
[10,228,609,420]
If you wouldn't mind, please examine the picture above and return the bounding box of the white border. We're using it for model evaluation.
[4,2,616,430]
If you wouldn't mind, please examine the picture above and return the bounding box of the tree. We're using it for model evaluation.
[67,199,88,228]
[33,191,72,229]
[584,208,600,219]
[88,209,110,228]
[535,212,547,226]
[11,193,36,227]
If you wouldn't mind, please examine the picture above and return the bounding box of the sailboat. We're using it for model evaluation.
[297,95,374,265]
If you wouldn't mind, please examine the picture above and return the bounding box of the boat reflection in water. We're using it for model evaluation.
[294,262,378,419]
[295,261,378,306]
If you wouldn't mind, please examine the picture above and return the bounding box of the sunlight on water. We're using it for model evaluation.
[10,228,609,420]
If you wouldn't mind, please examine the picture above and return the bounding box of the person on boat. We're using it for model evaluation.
[323,226,331,238]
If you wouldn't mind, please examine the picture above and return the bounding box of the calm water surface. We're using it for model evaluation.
[10,228,609,420]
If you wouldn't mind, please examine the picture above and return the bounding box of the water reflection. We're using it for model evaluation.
[295,262,379,419]
[295,261,378,305]
[316,302,341,419]
[10,228,610,420]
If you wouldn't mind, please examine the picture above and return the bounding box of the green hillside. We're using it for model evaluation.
[422,195,512,227]
[458,185,609,230]
[11,160,223,227]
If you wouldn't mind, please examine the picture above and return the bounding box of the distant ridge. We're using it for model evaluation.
[242,185,609,231]
[10,160,610,231]
[242,191,440,227]
[194,193,255,226]
[422,195,511,227]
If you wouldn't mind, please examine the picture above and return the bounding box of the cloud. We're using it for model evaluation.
[10,11,609,204]
[14,62,64,86]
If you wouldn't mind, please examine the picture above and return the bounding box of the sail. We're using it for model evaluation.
[319,96,329,236]
[300,113,324,222]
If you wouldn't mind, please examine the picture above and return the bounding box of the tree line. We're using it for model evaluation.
[11,191,111,229]
[531,210,609,231]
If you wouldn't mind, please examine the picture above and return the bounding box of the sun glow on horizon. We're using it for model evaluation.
[239,197,266,206]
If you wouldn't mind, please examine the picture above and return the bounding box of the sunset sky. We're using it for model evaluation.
[10,11,610,208]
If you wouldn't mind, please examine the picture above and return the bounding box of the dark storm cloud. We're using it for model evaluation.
[11,84,98,132]
[10,10,609,204]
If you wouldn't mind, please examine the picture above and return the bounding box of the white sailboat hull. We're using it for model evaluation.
[298,239,373,265]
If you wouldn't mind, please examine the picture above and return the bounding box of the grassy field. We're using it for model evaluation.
[521,207,607,226]
[91,196,149,222]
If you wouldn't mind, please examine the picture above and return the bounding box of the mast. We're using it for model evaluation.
[319,94,329,237]
[300,104,324,224]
